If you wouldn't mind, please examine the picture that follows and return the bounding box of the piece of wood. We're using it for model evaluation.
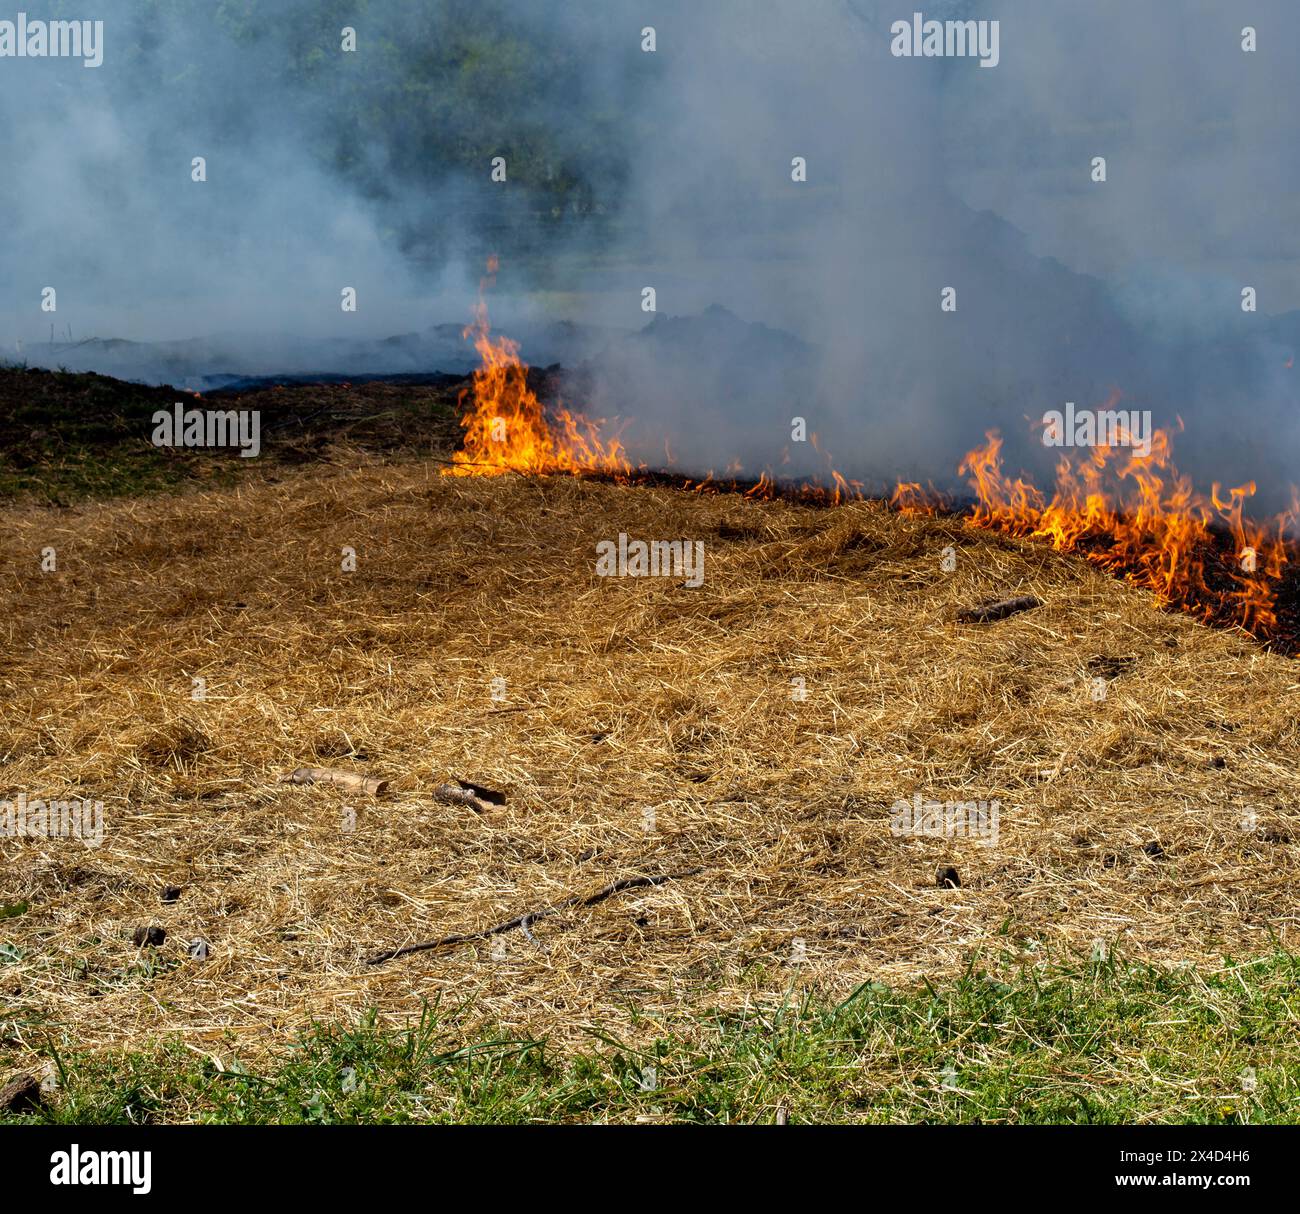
[433,779,506,814]
[432,783,491,814]
[956,595,1042,624]
[280,766,389,797]
[365,867,705,964]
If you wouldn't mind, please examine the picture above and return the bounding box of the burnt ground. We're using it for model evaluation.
[0,365,476,504]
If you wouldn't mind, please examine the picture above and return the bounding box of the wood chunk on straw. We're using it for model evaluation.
[433,780,505,814]
[280,766,389,797]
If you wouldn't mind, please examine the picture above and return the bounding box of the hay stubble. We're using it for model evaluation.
[2,461,1299,1063]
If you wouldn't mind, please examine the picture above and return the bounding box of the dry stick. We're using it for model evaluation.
[263,406,332,434]
[957,595,1042,624]
[365,867,705,965]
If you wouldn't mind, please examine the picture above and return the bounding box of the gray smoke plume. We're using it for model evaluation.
[3,1,1298,503]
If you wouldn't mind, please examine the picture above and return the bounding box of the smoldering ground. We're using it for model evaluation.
[2,1,1298,504]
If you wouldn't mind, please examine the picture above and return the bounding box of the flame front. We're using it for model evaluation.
[954,425,1299,639]
[446,259,629,478]
[444,260,1298,645]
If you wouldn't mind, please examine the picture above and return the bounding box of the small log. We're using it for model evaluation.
[957,595,1041,624]
[280,766,389,797]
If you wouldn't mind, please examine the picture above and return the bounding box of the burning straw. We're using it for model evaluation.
[446,265,1300,650]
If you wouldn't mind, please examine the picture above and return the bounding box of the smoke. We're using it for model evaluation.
[0,0,637,348]
[3,1,1299,503]
[583,0,1300,503]
[1,4,444,342]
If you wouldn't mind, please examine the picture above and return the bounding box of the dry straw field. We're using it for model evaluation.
[3,455,1300,1066]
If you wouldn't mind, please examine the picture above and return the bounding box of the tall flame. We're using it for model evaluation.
[445,257,629,478]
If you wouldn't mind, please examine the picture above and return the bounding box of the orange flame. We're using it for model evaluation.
[442,261,1298,645]
[445,258,629,478]
[950,426,1299,638]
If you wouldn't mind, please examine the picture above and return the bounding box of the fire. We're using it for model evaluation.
[445,258,629,478]
[950,426,1299,640]
[444,259,1298,645]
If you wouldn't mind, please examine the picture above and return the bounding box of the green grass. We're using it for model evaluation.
[5,952,1299,1124]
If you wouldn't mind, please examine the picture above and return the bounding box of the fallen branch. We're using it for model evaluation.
[365,867,705,965]
[957,595,1042,624]
[280,766,389,797]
